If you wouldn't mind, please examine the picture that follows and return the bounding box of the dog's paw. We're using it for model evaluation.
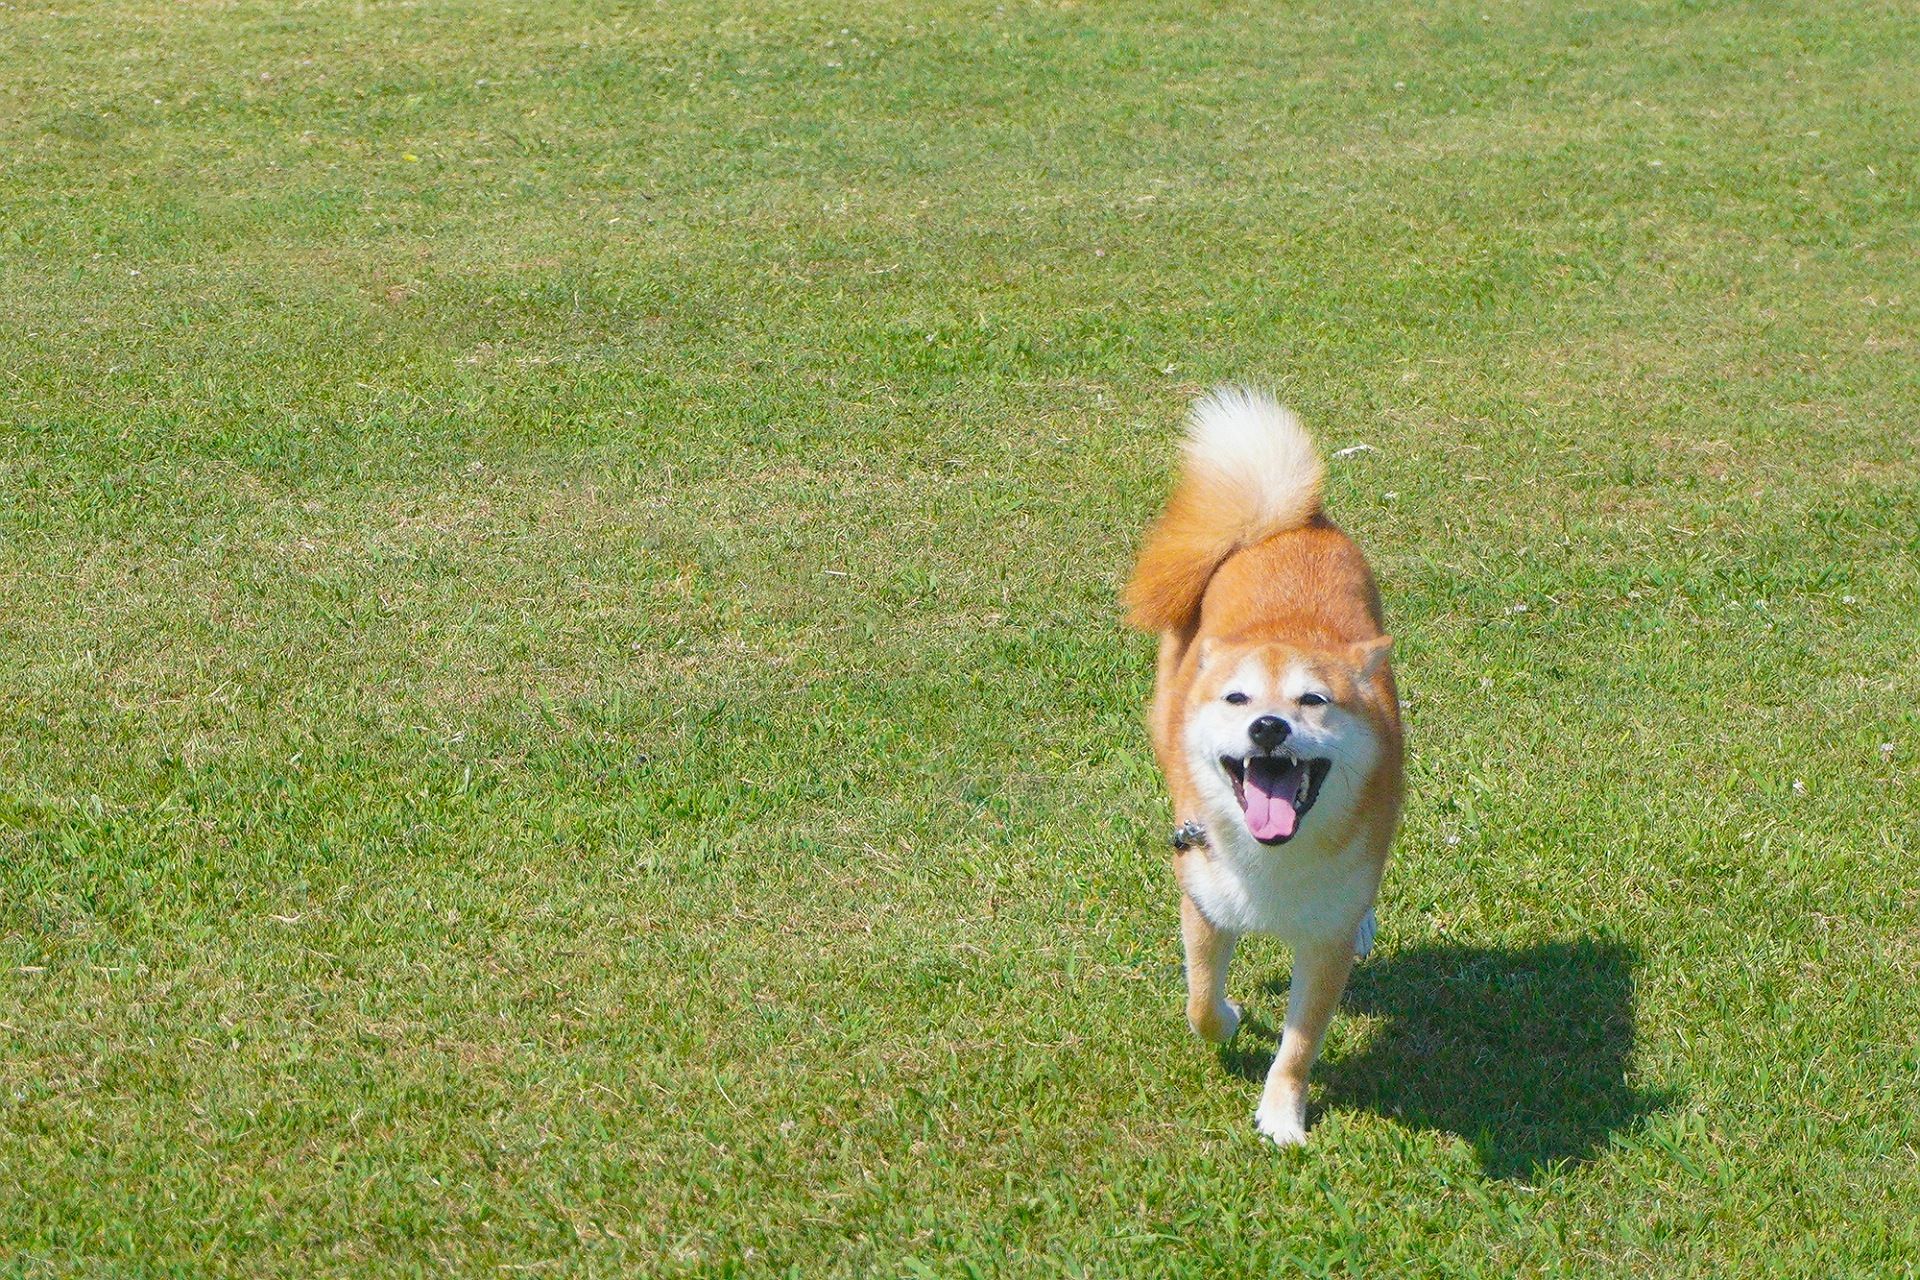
[1353,906,1378,959]
[1254,1102,1309,1148]
[1189,998,1243,1044]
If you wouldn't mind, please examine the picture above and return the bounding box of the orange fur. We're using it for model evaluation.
[1124,386,1405,1147]
[1148,520,1406,871]
[1123,387,1325,633]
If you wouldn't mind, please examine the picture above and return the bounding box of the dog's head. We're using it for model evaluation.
[1182,635,1394,847]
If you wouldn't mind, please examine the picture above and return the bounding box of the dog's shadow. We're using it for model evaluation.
[1221,939,1673,1179]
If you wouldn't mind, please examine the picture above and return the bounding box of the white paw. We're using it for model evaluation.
[1251,1105,1313,1151]
[1353,906,1378,959]
[1218,999,1243,1041]
[1254,1102,1309,1148]
[1191,998,1243,1044]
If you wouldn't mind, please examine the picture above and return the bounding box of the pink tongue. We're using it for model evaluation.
[1243,758,1305,842]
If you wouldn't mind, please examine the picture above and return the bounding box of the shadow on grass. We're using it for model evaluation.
[1221,939,1674,1179]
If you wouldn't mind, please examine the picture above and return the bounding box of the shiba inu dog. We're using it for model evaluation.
[1124,387,1405,1147]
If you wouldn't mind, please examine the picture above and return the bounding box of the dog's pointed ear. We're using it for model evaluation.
[1348,635,1392,681]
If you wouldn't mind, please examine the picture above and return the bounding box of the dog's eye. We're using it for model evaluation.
[1299,692,1330,707]
[1224,692,1249,706]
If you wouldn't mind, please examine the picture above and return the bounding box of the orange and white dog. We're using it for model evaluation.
[1124,386,1405,1147]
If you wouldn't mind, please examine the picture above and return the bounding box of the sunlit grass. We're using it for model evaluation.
[2,0,1917,1275]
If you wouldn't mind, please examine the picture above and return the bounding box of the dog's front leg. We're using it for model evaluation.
[1179,890,1241,1043]
[1255,937,1356,1146]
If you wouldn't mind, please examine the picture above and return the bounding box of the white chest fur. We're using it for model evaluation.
[1180,819,1380,944]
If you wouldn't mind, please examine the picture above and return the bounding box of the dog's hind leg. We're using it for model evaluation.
[1255,937,1356,1147]
[1180,891,1241,1043]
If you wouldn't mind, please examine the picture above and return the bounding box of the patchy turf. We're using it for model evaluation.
[2,0,1917,1275]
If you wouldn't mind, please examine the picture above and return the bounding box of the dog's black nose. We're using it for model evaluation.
[1247,715,1290,750]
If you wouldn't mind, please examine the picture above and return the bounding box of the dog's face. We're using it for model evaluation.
[1182,636,1392,847]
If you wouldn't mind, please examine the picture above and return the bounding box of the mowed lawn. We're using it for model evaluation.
[3,0,1917,1274]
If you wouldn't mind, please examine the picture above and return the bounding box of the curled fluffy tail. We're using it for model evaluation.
[1122,386,1324,632]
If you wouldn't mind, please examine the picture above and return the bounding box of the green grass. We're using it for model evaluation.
[3,0,1917,1274]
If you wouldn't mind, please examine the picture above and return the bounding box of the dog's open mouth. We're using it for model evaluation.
[1221,754,1332,845]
